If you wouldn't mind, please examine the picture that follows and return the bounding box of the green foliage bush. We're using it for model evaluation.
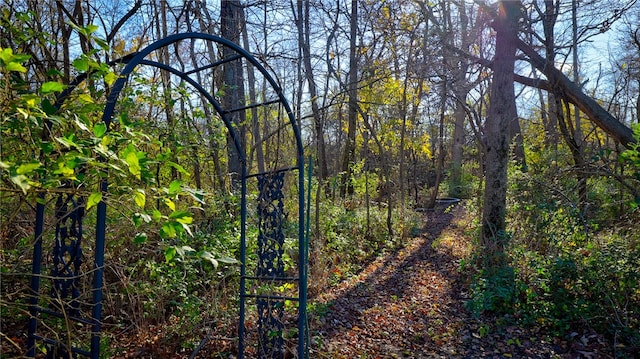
[509,235,640,346]
[0,31,245,351]
[314,171,421,283]
[497,157,640,348]
[467,141,640,350]
[467,264,517,316]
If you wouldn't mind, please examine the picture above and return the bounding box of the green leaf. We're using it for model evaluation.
[10,174,31,194]
[41,81,67,94]
[176,215,193,225]
[168,180,182,195]
[16,162,41,175]
[93,122,107,137]
[72,57,89,72]
[185,187,206,204]
[152,209,162,222]
[132,214,142,227]
[65,156,83,169]
[5,61,27,72]
[133,212,151,226]
[199,251,219,268]
[134,189,145,208]
[101,135,113,146]
[164,198,175,211]
[86,192,102,210]
[46,68,62,77]
[104,71,118,86]
[164,246,177,262]
[41,98,58,115]
[134,232,147,244]
[53,161,75,179]
[0,48,29,65]
[0,48,14,63]
[78,93,94,103]
[40,142,54,155]
[168,209,191,220]
[160,222,177,238]
[84,24,99,35]
[74,116,90,132]
[167,161,190,176]
[94,37,109,51]
[123,146,141,179]
[217,255,238,264]
[55,134,79,149]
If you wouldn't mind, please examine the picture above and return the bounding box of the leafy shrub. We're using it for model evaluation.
[313,172,421,284]
[467,264,517,316]
[466,150,640,351]
[510,234,640,345]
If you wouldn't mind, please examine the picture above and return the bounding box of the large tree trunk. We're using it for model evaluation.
[449,2,470,198]
[571,0,588,214]
[450,90,467,197]
[221,0,246,189]
[340,0,358,197]
[157,0,178,180]
[542,0,560,148]
[481,1,520,269]
[428,78,447,209]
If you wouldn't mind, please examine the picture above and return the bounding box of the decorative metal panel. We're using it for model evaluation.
[256,172,286,358]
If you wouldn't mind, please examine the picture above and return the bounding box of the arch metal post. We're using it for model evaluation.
[26,32,308,359]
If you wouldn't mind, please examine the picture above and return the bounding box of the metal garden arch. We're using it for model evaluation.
[27,32,308,358]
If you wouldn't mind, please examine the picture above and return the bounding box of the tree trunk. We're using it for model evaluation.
[221,0,246,189]
[428,78,447,208]
[340,0,358,198]
[510,113,527,170]
[194,0,226,191]
[481,1,520,269]
[240,8,265,174]
[450,93,467,198]
[542,0,560,148]
[449,2,470,198]
[571,0,588,214]
[156,0,178,180]
[516,38,635,147]
[296,0,328,184]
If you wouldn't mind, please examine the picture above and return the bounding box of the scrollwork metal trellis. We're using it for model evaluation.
[27,32,308,359]
[256,172,286,358]
[50,193,84,317]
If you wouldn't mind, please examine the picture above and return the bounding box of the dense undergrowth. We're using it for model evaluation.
[4,142,640,357]
[465,137,640,356]
[3,154,640,356]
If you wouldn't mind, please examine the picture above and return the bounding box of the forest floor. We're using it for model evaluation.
[3,205,617,358]
[309,205,614,359]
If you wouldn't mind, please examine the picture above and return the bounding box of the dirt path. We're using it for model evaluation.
[309,205,610,359]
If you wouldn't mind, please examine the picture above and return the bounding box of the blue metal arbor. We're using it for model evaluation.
[27,33,308,358]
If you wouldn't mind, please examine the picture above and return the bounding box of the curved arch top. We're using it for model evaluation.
[29,31,308,359]
[101,32,305,163]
